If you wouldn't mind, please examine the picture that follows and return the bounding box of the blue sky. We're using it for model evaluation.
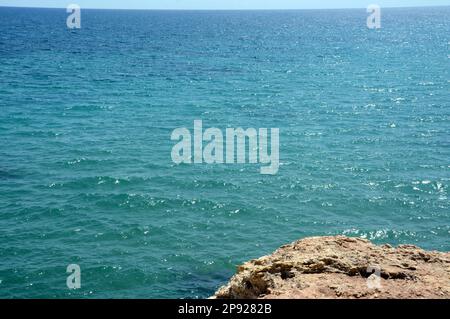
[0,0,449,9]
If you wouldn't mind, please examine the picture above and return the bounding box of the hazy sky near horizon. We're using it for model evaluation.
[1,0,449,10]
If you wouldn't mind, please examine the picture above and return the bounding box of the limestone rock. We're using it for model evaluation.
[213,236,450,299]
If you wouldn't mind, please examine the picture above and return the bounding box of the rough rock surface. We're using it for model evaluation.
[213,236,450,299]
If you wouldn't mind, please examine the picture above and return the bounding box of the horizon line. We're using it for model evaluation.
[0,4,449,11]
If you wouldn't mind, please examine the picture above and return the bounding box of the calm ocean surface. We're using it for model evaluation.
[0,7,449,298]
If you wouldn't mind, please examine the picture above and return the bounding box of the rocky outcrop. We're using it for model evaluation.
[213,236,450,299]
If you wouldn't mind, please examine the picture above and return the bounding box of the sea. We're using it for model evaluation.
[0,6,449,298]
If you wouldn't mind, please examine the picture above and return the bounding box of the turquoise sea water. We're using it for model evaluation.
[0,7,449,298]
